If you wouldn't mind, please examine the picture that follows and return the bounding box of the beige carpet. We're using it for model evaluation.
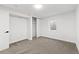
[0,36,78,54]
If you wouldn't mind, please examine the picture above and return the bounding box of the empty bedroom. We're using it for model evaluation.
[0,4,79,54]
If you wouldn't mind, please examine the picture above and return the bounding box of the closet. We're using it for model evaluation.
[32,17,37,38]
[9,14,27,43]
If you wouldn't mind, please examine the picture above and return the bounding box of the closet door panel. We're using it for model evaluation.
[10,15,27,43]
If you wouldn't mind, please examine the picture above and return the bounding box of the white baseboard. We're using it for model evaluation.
[0,46,9,51]
[75,42,79,52]
[39,36,76,44]
[9,38,29,44]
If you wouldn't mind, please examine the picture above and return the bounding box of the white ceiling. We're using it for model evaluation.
[0,4,77,18]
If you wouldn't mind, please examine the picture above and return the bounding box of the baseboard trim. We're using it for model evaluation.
[0,47,9,51]
[9,39,29,46]
[75,43,79,52]
[38,36,76,44]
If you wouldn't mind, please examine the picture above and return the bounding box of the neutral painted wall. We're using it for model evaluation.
[40,12,76,43]
[0,8,9,50]
[76,5,79,51]
[10,15,27,43]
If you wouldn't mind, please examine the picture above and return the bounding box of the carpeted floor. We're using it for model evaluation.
[0,36,78,54]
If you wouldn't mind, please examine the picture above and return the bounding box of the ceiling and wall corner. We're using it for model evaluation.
[0,4,77,18]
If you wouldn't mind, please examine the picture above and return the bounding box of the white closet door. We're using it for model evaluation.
[10,15,27,43]
[27,17,32,40]
[0,10,9,51]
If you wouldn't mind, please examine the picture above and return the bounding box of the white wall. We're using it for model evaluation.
[76,5,79,51]
[40,12,76,43]
[10,15,27,43]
